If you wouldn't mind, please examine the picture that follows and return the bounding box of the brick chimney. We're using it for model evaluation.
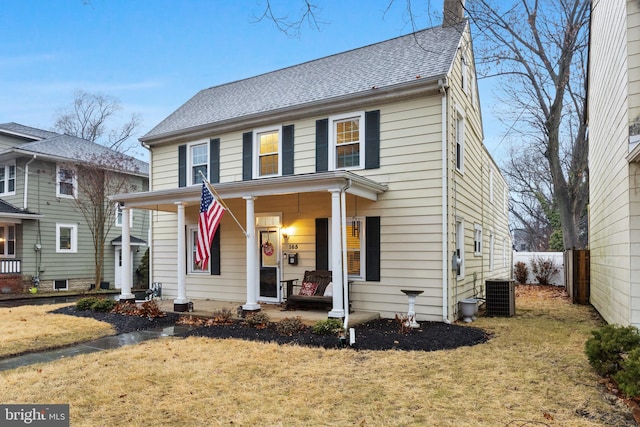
[443,0,465,27]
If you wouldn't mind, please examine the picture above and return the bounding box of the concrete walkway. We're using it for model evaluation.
[0,325,193,372]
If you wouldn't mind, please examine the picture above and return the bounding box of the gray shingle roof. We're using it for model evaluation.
[144,22,466,140]
[0,198,37,215]
[17,134,149,176]
[0,122,59,140]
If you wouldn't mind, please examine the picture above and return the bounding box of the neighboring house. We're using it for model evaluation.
[114,7,512,322]
[588,0,640,327]
[0,122,149,293]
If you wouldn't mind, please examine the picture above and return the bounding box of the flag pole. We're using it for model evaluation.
[198,171,248,236]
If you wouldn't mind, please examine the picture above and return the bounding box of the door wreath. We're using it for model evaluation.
[262,241,274,256]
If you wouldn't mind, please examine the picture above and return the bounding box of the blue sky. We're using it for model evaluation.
[0,0,506,161]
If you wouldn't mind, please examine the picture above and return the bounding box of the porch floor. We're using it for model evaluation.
[156,298,380,327]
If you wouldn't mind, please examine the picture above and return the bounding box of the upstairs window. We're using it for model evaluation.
[330,112,365,170]
[56,165,76,198]
[255,127,281,177]
[190,143,208,185]
[455,113,465,173]
[0,164,16,195]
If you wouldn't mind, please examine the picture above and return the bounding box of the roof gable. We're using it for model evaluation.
[143,22,466,141]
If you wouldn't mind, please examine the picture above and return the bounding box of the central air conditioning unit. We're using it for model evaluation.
[485,279,515,317]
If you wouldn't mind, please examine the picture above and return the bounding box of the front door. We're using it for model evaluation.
[259,229,280,302]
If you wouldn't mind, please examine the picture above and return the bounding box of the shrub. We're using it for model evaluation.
[614,347,640,398]
[514,261,529,284]
[312,318,343,336]
[585,324,640,376]
[276,317,305,336]
[210,308,234,325]
[530,256,559,285]
[76,297,101,311]
[244,311,270,329]
[90,298,117,313]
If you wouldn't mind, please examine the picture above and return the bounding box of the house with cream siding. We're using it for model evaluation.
[114,13,511,322]
[588,0,640,327]
[0,123,149,293]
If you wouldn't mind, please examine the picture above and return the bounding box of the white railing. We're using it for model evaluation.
[0,259,21,274]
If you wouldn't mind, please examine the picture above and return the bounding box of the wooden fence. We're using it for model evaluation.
[564,249,590,304]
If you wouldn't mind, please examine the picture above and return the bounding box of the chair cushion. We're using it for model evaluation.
[299,281,318,296]
[323,282,333,297]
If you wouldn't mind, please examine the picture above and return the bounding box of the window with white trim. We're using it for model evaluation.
[56,165,76,198]
[189,226,209,273]
[455,114,464,172]
[53,279,68,290]
[115,204,133,227]
[346,218,365,278]
[190,143,208,185]
[254,127,281,177]
[455,219,465,279]
[0,164,16,195]
[330,112,365,171]
[0,224,16,257]
[474,224,482,256]
[56,223,77,253]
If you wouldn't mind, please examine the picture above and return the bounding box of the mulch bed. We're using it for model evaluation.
[52,305,489,352]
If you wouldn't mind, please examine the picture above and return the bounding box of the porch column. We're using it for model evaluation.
[328,188,345,318]
[174,202,190,312]
[243,196,260,311]
[119,206,135,303]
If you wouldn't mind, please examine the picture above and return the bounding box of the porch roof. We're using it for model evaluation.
[110,171,387,212]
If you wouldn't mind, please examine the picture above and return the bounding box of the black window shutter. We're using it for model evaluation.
[365,110,380,169]
[316,119,329,172]
[209,138,220,184]
[315,218,329,271]
[365,216,381,281]
[178,144,187,187]
[282,124,294,175]
[242,132,253,181]
[210,227,221,275]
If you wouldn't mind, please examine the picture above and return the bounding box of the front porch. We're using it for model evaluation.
[155,298,380,327]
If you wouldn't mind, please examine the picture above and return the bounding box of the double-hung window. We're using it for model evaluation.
[330,112,365,170]
[474,224,482,256]
[190,143,208,185]
[0,225,16,257]
[56,165,76,198]
[56,223,77,253]
[0,164,16,195]
[255,127,281,177]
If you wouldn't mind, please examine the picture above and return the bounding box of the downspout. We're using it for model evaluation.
[341,179,352,334]
[23,155,36,209]
[439,78,450,323]
[141,142,153,289]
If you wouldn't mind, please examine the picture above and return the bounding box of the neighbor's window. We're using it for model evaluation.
[255,128,280,177]
[56,165,76,198]
[0,225,16,257]
[189,226,209,273]
[473,224,482,256]
[330,112,365,170]
[0,164,16,195]
[190,143,208,185]
[346,218,365,278]
[115,204,133,227]
[53,279,68,290]
[455,114,465,173]
[56,223,77,253]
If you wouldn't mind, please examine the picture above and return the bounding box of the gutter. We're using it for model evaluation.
[23,154,36,209]
[439,78,451,323]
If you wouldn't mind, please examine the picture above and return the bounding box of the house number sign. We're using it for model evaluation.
[288,244,299,250]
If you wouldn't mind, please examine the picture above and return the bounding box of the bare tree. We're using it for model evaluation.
[465,0,590,249]
[253,0,323,38]
[66,153,142,289]
[53,90,141,153]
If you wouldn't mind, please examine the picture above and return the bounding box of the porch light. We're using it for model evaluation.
[281,227,290,239]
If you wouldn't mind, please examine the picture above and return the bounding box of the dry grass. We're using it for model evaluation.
[0,303,115,358]
[0,287,633,426]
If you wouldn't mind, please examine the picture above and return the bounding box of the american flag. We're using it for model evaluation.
[195,181,225,269]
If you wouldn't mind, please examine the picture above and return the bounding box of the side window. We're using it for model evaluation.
[57,165,76,198]
[455,113,465,173]
[190,143,208,185]
[474,224,482,256]
[0,164,16,195]
[254,127,281,178]
[189,226,209,273]
[330,112,365,171]
[56,223,77,253]
[346,218,365,279]
[115,204,133,227]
